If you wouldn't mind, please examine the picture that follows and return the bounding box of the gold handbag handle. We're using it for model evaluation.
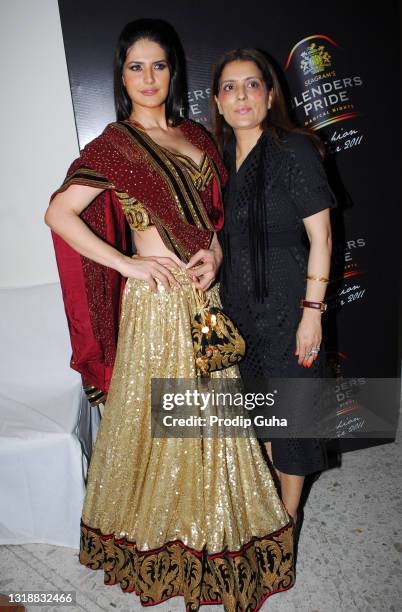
[192,285,207,309]
[191,285,210,328]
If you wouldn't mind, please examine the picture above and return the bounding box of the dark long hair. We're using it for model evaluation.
[212,48,324,302]
[113,18,187,125]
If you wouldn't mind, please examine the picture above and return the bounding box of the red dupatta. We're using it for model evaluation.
[49,119,226,395]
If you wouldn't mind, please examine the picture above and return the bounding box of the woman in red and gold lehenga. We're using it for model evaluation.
[44,18,295,611]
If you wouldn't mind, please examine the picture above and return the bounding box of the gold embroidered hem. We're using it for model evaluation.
[79,269,295,610]
[79,520,294,611]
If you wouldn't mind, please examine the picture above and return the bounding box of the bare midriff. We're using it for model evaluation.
[132,226,187,267]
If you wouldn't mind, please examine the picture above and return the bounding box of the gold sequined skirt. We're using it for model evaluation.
[79,268,295,611]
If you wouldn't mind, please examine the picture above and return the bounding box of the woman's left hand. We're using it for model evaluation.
[295,309,322,367]
[186,248,219,290]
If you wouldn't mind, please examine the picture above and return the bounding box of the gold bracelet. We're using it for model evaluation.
[306,275,329,283]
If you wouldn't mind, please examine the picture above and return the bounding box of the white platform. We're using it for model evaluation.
[0,283,85,548]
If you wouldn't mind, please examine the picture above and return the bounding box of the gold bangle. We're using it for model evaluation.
[306,275,329,283]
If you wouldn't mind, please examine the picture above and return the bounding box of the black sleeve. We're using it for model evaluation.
[287,133,338,219]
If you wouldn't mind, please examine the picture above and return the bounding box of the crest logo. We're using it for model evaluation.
[300,42,332,75]
[285,35,362,131]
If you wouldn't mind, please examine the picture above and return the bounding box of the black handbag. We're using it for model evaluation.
[191,286,246,376]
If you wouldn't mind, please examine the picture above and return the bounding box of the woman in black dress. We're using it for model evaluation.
[212,48,338,528]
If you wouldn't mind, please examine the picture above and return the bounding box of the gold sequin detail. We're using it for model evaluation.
[79,268,294,609]
[173,151,214,191]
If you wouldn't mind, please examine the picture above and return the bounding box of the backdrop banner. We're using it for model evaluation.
[57,0,401,453]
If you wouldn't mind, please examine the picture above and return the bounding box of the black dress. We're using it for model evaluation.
[218,128,338,476]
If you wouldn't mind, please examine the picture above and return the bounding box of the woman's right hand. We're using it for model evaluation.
[117,255,182,292]
[44,185,182,292]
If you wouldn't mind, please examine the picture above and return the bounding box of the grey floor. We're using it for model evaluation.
[1,428,401,612]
